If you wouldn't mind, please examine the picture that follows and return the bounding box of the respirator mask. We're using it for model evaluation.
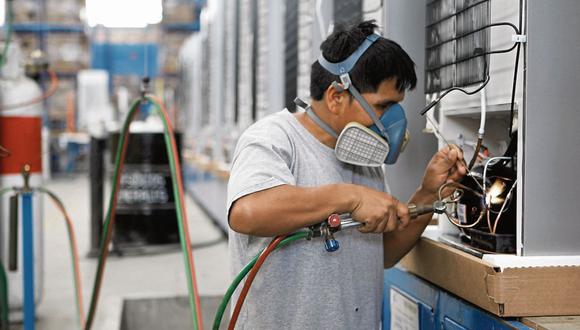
[295,33,410,167]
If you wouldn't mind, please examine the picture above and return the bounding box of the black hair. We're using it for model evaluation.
[310,20,417,101]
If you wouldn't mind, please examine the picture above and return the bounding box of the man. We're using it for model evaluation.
[227,20,466,329]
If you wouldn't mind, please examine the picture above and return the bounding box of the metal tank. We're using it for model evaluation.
[0,40,45,321]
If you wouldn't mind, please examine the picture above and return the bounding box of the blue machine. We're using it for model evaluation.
[382,267,531,330]
[91,43,159,77]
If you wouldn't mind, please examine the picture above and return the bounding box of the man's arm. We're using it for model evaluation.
[383,145,467,268]
[230,182,409,237]
[230,184,356,236]
[383,188,436,268]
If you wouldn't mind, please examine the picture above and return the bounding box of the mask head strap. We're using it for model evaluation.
[294,97,339,139]
[317,33,388,138]
[317,34,380,79]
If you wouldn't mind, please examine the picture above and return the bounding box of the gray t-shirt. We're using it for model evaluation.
[227,109,386,330]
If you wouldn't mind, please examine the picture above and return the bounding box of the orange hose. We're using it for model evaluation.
[86,95,203,329]
[66,90,76,132]
[0,70,59,112]
[149,94,204,329]
[46,194,86,328]
[228,236,287,330]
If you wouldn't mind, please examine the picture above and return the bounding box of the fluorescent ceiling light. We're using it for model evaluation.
[86,0,162,28]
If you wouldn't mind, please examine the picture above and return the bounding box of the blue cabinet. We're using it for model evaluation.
[383,268,531,330]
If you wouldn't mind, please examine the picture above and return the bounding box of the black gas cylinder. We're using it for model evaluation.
[109,132,182,251]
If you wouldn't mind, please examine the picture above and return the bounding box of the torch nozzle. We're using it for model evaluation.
[408,201,447,219]
[313,201,447,252]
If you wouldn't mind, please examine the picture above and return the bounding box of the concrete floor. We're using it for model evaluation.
[10,175,229,329]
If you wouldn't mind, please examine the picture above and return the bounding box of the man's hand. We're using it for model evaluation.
[350,186,410,234]
[420,145,467,198]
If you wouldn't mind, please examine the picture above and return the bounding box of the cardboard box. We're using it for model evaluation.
[399,237,580,317]
[163,3,196,24]
[45,0,82,24]
[162,32,190,75]
[12,1,40,23]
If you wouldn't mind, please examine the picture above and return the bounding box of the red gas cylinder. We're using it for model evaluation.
[0,41,44,320]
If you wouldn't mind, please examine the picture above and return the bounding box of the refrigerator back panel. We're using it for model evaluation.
[425,0,490,94]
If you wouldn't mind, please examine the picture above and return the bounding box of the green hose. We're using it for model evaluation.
[0,0,14,71]
[212,232,311,330]
[87,96,204,329]
[85,98,142,329]
[0,261,8,329]
[148,96,202,329]
[0,187,12,195]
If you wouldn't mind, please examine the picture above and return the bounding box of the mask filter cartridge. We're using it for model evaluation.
[335,122,390,167]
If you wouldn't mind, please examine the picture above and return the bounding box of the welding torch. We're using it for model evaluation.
[310,201,447,252]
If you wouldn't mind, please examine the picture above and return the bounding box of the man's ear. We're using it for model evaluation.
[324,82,347,115]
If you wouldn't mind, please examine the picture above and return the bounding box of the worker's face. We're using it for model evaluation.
[336,78,405,130]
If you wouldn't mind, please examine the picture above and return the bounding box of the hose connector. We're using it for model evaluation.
[21,164,31,192]
[140,77,150,100]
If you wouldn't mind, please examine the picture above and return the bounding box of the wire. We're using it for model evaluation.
[228,236,287,330]
[509,0,524,138]
[444,209,484,229]
[437,182,486,229]
[0,70,60,112]
[467,85,488,169]
[438,181,484,201]
[212,232,310,330]
[491,179,517,234]
[0,0,14,71]
[468,137,483,170]
[421,74,490,115]
[508,44,521,138]
[424,115,484,192]
[486,209,493,232]
[426,39,518,74]
[35,187,85,329]
[426,22,519,50]
[482,157,512,202]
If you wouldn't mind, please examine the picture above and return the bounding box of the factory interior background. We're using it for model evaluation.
[0,0,579,329]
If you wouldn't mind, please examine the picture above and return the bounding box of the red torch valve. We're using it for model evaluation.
[327,214,341,228]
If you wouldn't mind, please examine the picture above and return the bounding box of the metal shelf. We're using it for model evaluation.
[161,22,200,32]
[12,23,84,34]
[443,102,518,118]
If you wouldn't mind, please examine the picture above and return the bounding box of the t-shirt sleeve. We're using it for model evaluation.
[226,129,296,220]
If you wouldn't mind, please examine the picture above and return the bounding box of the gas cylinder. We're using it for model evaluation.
[0,40,44,320]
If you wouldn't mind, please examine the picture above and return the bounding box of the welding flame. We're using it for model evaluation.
[486,180,506,205]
